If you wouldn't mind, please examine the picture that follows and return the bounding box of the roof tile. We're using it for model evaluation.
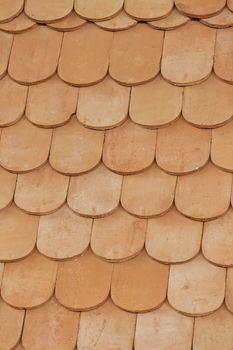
[148,8,190,29]
[0,31,13,79]
[0,166,16,210]
[225,268,233,312]
[0,12,35,33]
[0,0,23,23]
[47,11,87,31]
[211,120,233,171]
[74,0,123,21]
[228,0,233,11]
[201,7,233,28]
[25,0,73,23]
[175,0,226,17]
[95,10,137,31]
[214,28,233,83]
[124,0,173,21]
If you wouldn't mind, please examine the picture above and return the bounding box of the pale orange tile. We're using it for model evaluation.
[175,163,232,220]
[0,12,36,33]
[48,11,87,31]
[228,0,233,11]
[135,302,193,350]
[1,250,58,309]
[25,0,73,23]
[103,119,156,174]
[149,8,190,29]
[183,74,233,127]
[161,21,216,85]
[0,75,27,127]
[109,24,164,85]
[0,31,13,79]
[201,7,233,28]
[37,205,92,260]
[9,26,62,84]
[50,117,104,175]
[0,118,52,172]
[22,298,79,350]
[68,163,122,217]
[74,0,123,20]
[0,298,24,350]
[77,299,136,350]
[156,118,211,174]
[121,164,176,218]
[215,28,233,83]
[130,75,182,128]
[15,345,24,350]
[211,120,233,171]
[0,167,16,210]
[175,0,225,17]
[111,250,169,312]
[96,10,137,31]
[226,268,233,312]
[15,164,69,215]
[56,250,112,310]
[168,254,225,315]
[58,24,113,86]
[193,305,233,350]
[91,207,146,261]
[0,204,38,262]
[77,76,129,129]
[0,263,4,286]
[0,0,23,23]
[125,0,173,20]
[146,207,202,263]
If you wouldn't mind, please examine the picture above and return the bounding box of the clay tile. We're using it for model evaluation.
[56,250,113,310]
[0,167,16,210]
[22,298,80,350]
[183,74,233,128]
[0,204,38,262]
[109,24,164,86]
[0,263,4,285]
[68,163,122,218]
[0,0,23,23]
[77,299,136,350]
[9,26,62,85]
[215,28,233,83]
[58,24,113,86]
[0,118,52,172]
[148,8,190,30]
[91,206,146,261]
[168,254,225,315]
[175,0,225,17]
[135,302,194,350]
[15,163,69,215]
[77,76,130,130]
[156,118,211,174]
[74,0,123,21]
[0,298,24,350]
[103,119,157,174]
[37,205,92,260]
[121,164,176,218]
[26,75,77,128]
[50,117,104,175]
[96,10,137,31]
[125,0,173,20]
[146,207,202,263]
[0,75,27,127]
[228,0,233,11]
[130,75,182,128]
[211,120,233,171]
[0,12,36,33]
[0,31,13,79]
[193,305,233,350]
[161,21,216,86]
[175,163,232,220]
[48,11,87,31]
[1,250,58,309]
[25,0,73,23]
[201,8,233,28]
[225,269,233,312]
[111,250,169,312]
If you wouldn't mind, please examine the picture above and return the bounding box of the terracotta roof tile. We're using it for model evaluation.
[74,0,123,21]
[47,11,87,31]
[148,8,190,29]
[0,31,13,79]
[95,10,137,31]
[214,28,233,83]
[175,0,226,17]
[25,0,73,23]
[0,0,23,23]
[0,166,16,210]
[201,7,233,28]
[124,0,173,21]
[228,0,233,11]
[211,120,233,171]
[0,12,35,33]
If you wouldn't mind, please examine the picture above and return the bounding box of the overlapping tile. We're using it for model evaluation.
[74,0,123,21]
[0,12,35,33]
[148,8,190,29]
[25,0,73,23]
[211,120,233,171]
[215,28,233,83]
[0,0,23,23]
[95,10,137,31]
[47,11,87,31]
[124,0,173,20]
[225,268,233,312]
[175,0,226,17]
[0,166,16,210]
[201,7,233,28]
[0,31,13,79]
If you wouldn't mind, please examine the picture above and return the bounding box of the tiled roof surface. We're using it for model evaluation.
[1,1,233,349]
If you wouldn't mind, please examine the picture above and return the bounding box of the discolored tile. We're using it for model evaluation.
[1,250,58,309]
[215,28,233,83]
[0,167,16,210]
[91,207,146,261]
[77,76,130,129]
[0,118,52,172]
[161,21,216,85]
[201,7,233,28]
[211,120,233,171]
[103,119,157,174]
[48,11,87,31]
[0,0,23,23]
[15,164,69,215]
[56,250,112,310]
[121,164,176,218]
[68,163,122,218]
[124,0,173,20]
[0,12,36,33]
[175,0,225,17]
[96,10,137,31]
[77,299,136,350]
[9,26,62,84]
[0,31,13,79]
[37,205,92,260]
[109,24,164,85]
[156,118,211,174]
[149,8,190,29]
[175,163,232,220]
[50,117,104,175]
[22,298,79,350]
[111,250,169,312]
[58,24,113,86]
[130,75,182,128]
[146,208,202,263]
[25,0,73,23]
[168,254,226,315]
[74,0,123,20]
